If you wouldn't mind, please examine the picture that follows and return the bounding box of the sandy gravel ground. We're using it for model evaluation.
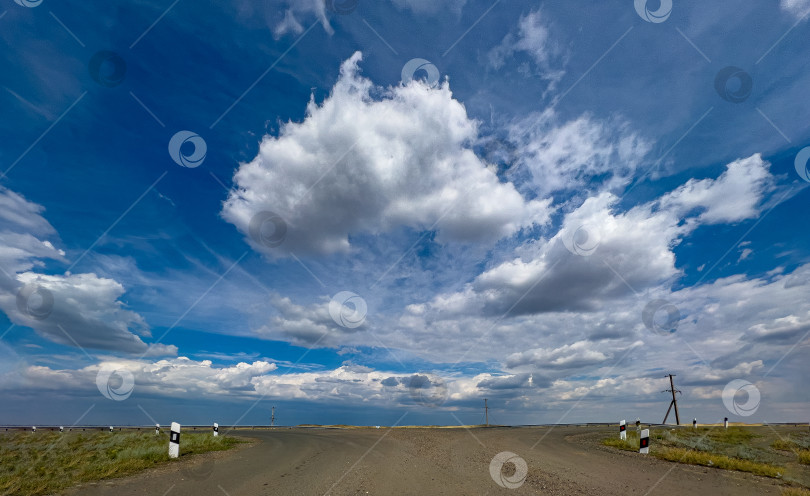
[62,426,792,495]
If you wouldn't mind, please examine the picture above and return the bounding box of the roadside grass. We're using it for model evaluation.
[773,435,810,451]
[602,432,639,452]
[0,430,242,496]
[601,427,785,479]
[771,435,810,465]
[782,488,810,496]
[653,446,782,477]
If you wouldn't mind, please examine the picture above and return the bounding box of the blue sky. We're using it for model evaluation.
[1,0,809,427]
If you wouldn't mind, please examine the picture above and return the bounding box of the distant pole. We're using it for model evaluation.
[271,406,275,427]
[484,399,489,427]
[669,374,680,425]
[661,374,681,425]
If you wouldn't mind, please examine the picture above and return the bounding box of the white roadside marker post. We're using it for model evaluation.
[724,417,729,429]
[109,426,114,433]
[169,422,180,459]
[155,424,160,435]
[32,426,36,433]
[635,418,641,432]
[639,429,650,454]
[619,420,627,440]
[213,422,219,436]
[693,418,697,429]
[59,426,64,433]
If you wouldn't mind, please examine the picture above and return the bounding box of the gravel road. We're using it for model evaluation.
[63,426,788,495]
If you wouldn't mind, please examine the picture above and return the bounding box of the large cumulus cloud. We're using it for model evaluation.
[222,52,552,256]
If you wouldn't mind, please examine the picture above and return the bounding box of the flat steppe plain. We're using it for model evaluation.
[64,425,801,495]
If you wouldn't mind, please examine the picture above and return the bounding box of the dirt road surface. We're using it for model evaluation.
[63,426,789,495]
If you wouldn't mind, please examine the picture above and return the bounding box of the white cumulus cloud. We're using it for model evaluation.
[402,153,777,322]
[222,52,551,256]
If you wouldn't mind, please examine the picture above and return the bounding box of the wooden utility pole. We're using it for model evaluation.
[271,407,275,427]
[484,399,489,426]
[662,374,681,425]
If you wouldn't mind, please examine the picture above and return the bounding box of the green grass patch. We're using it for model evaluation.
[769,435,810,465]
[775,439,797,450]
[601,427,786,479]
[0,430,243,496]
[653,426,754,447]
[602,431,640,452]
[654,446,783,478]
[773,435,810,451]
